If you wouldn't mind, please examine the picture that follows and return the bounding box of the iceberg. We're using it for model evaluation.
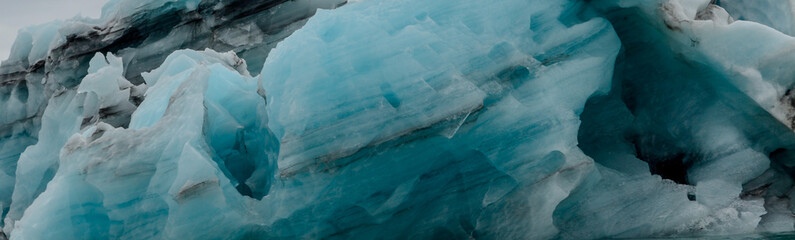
[555,0,795,238]
[719,0,795,36]
[11,49,262,240]
[3,0,795,239]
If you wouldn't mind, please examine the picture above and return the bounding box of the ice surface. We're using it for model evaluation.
[3,52,138,233]
[719,0,795,36]
[554,0,795,238]
[0,1,345,211]
[0,0,342,236]
[260,0,618,177]
[10,50,261,239]
[255,0,620,237]
[4,0,795,239]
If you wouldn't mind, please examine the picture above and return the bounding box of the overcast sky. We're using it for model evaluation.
[0,0,108,60]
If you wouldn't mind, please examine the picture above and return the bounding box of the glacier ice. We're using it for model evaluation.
[553,0,795,238]
[4,51,139,234]
[256,0,619,238]
[719,0,795,36]
[4,0,795,239]
[11,49,260,239]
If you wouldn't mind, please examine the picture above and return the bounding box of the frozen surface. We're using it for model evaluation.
[719,0,795,36]
[4,0,795,239]
[256,0,619,238]
[10,49,264,239]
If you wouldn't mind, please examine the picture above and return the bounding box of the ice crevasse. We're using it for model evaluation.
[3,0,795,239]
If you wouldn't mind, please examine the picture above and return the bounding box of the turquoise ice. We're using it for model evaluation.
[3,0,795,239]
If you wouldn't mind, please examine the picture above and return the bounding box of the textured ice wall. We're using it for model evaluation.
[0,0,344,204]
[10,49,269,239]
[0,0,342,236]
[256,0,619,238]
[4,0,795,239]
[553,0,795,238]
[1,0,624,238]
[719,0,795,36]
[4,52,138,234]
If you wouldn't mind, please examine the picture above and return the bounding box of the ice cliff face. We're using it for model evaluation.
[2,0,795,239]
